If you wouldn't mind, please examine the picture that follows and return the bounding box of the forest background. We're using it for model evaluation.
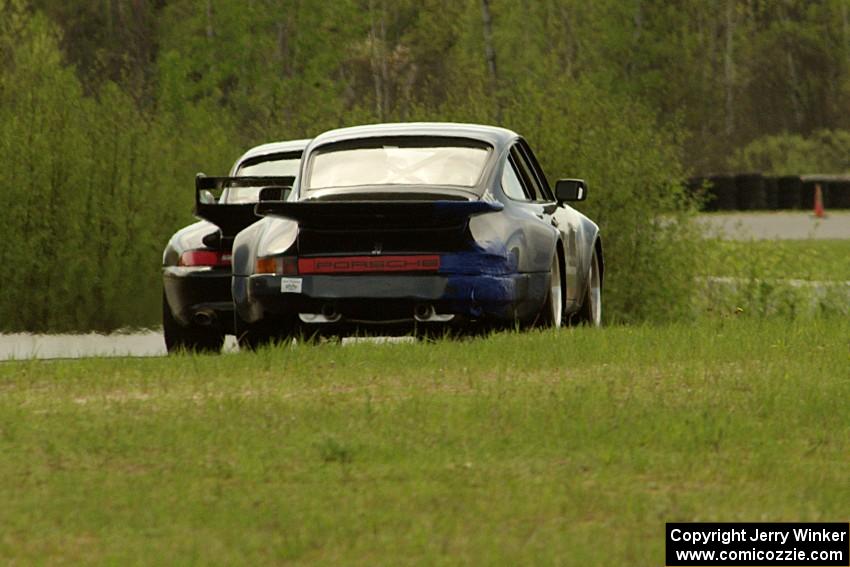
[2,0,848,331]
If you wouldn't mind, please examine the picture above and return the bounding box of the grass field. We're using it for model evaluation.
[701,239,850,281]
[1,319,848,564]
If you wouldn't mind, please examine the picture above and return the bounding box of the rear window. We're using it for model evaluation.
[304,137,491,191]
[225,151,301,203]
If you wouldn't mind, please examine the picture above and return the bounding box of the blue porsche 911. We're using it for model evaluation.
[229,123,602,348]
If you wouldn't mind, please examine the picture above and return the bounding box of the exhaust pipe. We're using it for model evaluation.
[299,304,342,324]
[321,304,338,319]
[192,309,216,326]
[414,304,435,321]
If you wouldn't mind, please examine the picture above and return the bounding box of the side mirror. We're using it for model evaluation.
[258,186,288,201]
[199,189,216,204]
[555,178,588,202]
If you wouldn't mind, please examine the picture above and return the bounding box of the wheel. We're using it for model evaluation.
[576,247,602,327]
[234,311,274,351]
[162,292,224,354]
[234,312,295,351]
[538,254,563,328]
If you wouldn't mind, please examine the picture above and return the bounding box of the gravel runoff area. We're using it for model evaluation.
[697,211,850,240]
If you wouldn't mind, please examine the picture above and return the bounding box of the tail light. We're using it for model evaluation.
[178,249,232,267]
[255,256,298,275]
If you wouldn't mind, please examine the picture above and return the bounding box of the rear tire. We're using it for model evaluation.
[234,312,295,351]
[234,312,274,351]
[162,292,224,354]
[576,247,602,327]
[538,255,563,328]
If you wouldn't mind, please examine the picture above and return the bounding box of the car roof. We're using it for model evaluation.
[306,123,519,152]
[234,138,311,168]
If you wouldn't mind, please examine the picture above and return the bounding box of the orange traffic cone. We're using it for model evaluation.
[813,183,825,218]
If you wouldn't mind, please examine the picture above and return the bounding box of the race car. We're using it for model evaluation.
[161,139,309,353]
[231,123,602,347]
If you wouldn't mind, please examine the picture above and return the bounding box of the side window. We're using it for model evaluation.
[501,158,532,201]
[510,146,543,201]
[518,141,554,201]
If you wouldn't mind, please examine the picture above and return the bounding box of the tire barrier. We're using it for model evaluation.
[777,176,803,209]
[763,176,779,210]
[826,179,850,209]
[735,173,766,210]
[691,174,850,211]
[800,178,820,210]
[707,175,738,211]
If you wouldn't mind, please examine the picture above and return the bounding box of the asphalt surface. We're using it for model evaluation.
[697,211,850,240]
[0,333,418,360]
[3,212,847,360]
[0,331,235,360]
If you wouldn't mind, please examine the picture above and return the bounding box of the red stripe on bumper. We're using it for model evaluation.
[298,255,440,274]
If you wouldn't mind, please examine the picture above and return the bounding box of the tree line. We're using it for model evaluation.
[2,0,847,331]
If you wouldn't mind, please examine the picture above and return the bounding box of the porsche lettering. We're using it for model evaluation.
[299,255,440,274]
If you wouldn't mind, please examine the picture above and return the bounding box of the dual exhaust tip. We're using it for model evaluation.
[195,304,447,327]
[319,303,436,322]
[299,303,443,324]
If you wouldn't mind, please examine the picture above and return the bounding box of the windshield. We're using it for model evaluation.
[304,138,491,190]
[224,152,301,203]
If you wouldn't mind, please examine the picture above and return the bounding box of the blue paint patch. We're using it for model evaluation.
[438,252,515,275]
[438,242,517,276]
[443,275,516,302]
[440,273,525,318]
[437,245,522,318]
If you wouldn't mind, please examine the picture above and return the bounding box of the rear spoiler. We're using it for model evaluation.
[194,174,295,236]
[254,199,503,230]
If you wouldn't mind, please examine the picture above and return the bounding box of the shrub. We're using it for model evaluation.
[730,130,850,175]
[502,80,704,323]
[0,5,238,332]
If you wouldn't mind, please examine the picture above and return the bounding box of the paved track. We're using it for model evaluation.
[0,332,240,360]
[0,333,416,360]
[697,211,850,240]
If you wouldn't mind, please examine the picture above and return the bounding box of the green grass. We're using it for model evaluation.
[1,319,848,564]
[701,239,850,281]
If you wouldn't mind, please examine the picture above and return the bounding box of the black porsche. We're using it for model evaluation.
[230,123,602,347]
[161,139,309,352]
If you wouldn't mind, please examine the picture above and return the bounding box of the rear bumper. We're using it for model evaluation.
[233,271,548,326]
[162,267,234,333]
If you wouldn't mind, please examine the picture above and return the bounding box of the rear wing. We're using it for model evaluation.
[194,174,295,236]
[254,199,503,230]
